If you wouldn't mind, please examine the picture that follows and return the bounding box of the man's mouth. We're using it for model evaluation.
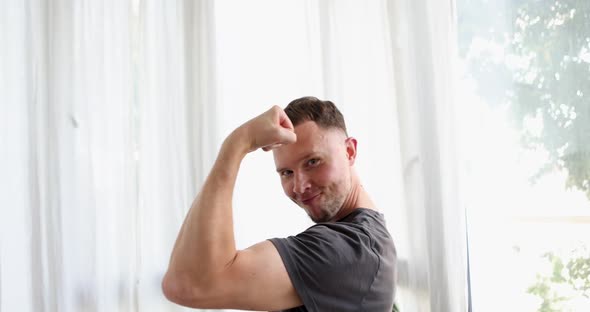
[301,193,321,205]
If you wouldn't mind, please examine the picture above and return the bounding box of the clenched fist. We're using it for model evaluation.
[233,106,297,153]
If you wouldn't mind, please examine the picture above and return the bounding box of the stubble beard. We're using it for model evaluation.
[307,181,349,223]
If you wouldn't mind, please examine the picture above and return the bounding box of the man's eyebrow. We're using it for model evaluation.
[275,153,316,173]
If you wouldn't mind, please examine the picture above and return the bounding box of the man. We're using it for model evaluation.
[162,97,396,311]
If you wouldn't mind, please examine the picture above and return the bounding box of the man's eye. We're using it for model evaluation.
[307,158,320,166]
[281,170,293,177]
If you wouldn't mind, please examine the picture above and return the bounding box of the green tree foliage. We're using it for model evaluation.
[527,250,590,311]
[458,0,590,199]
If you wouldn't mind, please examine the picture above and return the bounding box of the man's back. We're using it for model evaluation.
[270,208,396,312]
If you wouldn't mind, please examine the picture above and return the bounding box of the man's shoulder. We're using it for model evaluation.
[308,208,390,238]
[272,207,393,261]
[268,208,397,311]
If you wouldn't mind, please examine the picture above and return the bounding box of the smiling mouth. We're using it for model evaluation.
[301,193,321,205]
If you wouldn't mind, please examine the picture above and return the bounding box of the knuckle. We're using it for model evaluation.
[272,105,282,113]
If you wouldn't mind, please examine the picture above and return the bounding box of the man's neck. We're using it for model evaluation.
[331,174,376,222]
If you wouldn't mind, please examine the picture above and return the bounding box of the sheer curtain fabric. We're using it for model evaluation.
[0,1,467,311]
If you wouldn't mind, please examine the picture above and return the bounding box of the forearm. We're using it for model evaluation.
[166,128,249,281]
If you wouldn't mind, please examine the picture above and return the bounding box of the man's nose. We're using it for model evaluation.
[293,172,311,195]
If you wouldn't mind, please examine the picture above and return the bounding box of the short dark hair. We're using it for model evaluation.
[284,96,348,136]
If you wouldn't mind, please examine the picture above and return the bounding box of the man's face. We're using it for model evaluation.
[273,121,356,223]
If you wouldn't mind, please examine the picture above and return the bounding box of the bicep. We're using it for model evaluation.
[210,240,302,311]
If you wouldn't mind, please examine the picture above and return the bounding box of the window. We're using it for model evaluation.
[457,0,590,310]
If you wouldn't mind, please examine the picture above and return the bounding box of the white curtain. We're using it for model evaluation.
[1,0,467,311]
[386,0,469,310]
[1,0,215,311]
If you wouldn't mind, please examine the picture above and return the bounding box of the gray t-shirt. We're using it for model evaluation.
[269,208,396,312]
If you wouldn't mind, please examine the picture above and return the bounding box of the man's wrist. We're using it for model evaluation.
[221,126,251,159]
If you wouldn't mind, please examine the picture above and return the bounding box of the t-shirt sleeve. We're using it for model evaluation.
[269,224,380,312]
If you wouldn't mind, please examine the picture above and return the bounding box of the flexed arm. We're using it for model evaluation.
[162,106,301,310]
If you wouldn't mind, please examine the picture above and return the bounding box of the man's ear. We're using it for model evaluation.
[345,137,358,165]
